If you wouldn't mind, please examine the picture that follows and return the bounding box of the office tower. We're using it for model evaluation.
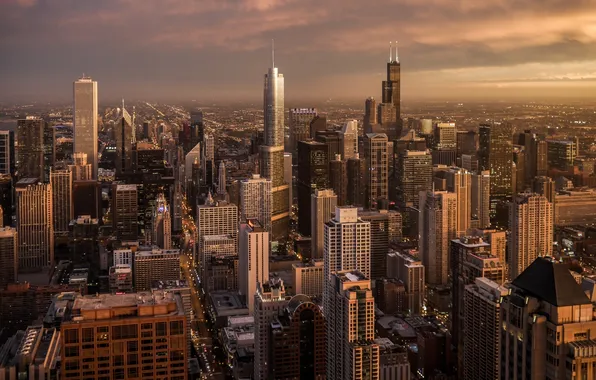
[387,250,425,314]
[240,174,272,232]
[501,258,596,380]
[254,278,289,380]
[201,234,236,291]
[269,294,326,379]
[185,142,201,186]
[396,150,432,208]
[73,76,98,179]
[329,155,347,205]
[69,215,99,266]
[315,130,342,162]
[73,180,102,219]
[478,122,513,198]
[0,325,61,378]
[239,220,270,313]
[508,193,553,278]
[310,115,327,139]
[15,179,53,271]
[456,130,476,158]
[433,122,457,150]
[364,97,378,134]
[323,207,371,282]
[43,123,55,181]
[0,130,14,175]
[374,278,406,314]
[377,103,397,128]
[112,184,138,240]
[380,42,402,140]
[444,167,472,236]
[463,277,507,380]
[471,170,490,228]
[311,189,337,258]
[450,236,505,371]
[115,103,134,176]
[292,260,324,298]
[364,133,389,209]
[419,190,457,286]
[197,197,238,264]
[341,120,359,159]
[68,152,93,180]
[190,109,205,146]
[109,264,133,293]
[346,155,366,207]
[289,108,317,156]
[260,52,290,241]
[152,193,171,249]
[536,139,548,176]
[133,248,181,291]
[16,117,46,181]
[0,175,12,227]
[59,292,188,380]
[359,209,402,280]
[297,140,329,236]
[326,270,380,380]
[547,139,578,171]
[533,175,555,203]
[574,156,595,174]
[203,133,215,165]
[374,339,410,380]
[217,161,227,195]
[0,227,17,289]
[50,169,72,236]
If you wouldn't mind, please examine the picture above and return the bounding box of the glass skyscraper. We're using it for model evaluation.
[73,76,98,179]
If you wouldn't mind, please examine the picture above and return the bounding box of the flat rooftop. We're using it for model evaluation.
[116,184,137,191]
[73,291,179,311]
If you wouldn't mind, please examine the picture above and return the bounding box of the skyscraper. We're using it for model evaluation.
[15,178,53,271]
[311,189,337,258]
[547,139,578,171]
[396,150,432,208]
[50,169,73,236]
[364,97,377,134]
[346,155,366,207]
[196,197,238,264]
[133,248,181,291]
[325,270,380,380]
[297,140,329,236]
[359,209,402,280]
[68,152,93,181]
[364,133,389,209]
[387,250,425,314]
[0,130,15,176]
[217,161,227,195]
[328,155,347,206]
[260,48,290,241]
[323,207,371,282]
[419,190,457,286]
[478,122,513,198]
[112,184,138,241]
[240,174,272,232]
[289,108,317,156]
[380,42,402,140]
[341,120,359,160]
[471,170,491,228]
[73,76,98,179]
[444,167,472,236]
[0,176,11,227]
[152,193,171,249]
[508,193,553,279]
[16,117,45,181]
[433,122,457,150]
[114,103,134,176]
[239,220,270,313]
[0,227,17,289]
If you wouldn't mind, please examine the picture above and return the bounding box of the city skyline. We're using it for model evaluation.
[2,0,596,102]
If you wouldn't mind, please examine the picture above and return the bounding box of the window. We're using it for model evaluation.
[156,322,167,337]
[65,346,79,357]
[64,329,79,344]
[127,341,138,352]
[170,320,183,335]
[82,328,94,342]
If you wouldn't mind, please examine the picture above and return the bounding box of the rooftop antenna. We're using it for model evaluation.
[395,41,399,63]
[271,39,275,68]
[389,41,392,62]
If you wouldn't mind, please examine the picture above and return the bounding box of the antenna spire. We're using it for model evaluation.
[271,39,275,68]
[395,41,399,63]
[389,41,392,62]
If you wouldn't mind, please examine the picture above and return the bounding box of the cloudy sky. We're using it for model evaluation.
[1,0,596,103]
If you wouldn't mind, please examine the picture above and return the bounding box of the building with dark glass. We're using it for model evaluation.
[296,140,328,236]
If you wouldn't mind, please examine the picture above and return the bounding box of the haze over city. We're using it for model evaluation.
[2,0,596,102]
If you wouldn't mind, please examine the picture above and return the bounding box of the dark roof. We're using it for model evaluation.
[512,257,591,307]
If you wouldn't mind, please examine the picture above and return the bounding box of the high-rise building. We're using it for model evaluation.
[50,169,72,236]
[364,97,378,134]
[364,133,389,209]
[508,193,553,279]
[73,76,98,179]
[240,174,272,232]
[443,167,472,236]
[217,161,227,195]
[239,220,270,313]
[15,178,53,271]
[289,108,317,156]
[109,263,134,293]
[359,209,402,280]
[68,152,93,180]
[201,235,236,291]
[254,278,289,380]
[114,103,134,176]
[346,155,366,207]
[260,51,290,241]
[419,190,457,286]
[374,278,406,315]
[269,294,326,379]
[311,189,337,259]
[323,207,371,282]
[471,170,490,228]
[292,259,324,298]
[329,155,347,205]
[341,120,359,160]
[59,292,188,380]
[478,122,513,198]
[433,122,457,150]
[197,197,238,264]
[536,139,548,176]
[133,248,181,291]
[547,139,578,171]
[73,180,102,220]
[463,277,507,380]
[0,227,17,289]
[297,140,329,236]
[387,250,425,314]
[456,130,476,158]
[501,258,596,380]
[533,175,555,203]
[152,193,171,249]
[16,117,46,181]
[0,176,11,227]
[0,130,15,175]
[112,184,138,241]
[380,43,402,140]
[396,150,432,208]
[326,270,380,380]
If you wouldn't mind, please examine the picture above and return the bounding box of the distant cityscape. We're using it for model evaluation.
[1,40,596,380]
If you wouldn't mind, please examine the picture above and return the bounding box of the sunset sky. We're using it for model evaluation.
[2,0,596,102]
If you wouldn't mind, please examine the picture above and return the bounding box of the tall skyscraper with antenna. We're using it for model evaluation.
[73,76,98,179]
[260,41,290,241]
[379,42,402,140]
